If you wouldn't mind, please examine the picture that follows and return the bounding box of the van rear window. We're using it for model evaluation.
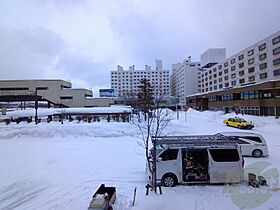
[209,149,240,162]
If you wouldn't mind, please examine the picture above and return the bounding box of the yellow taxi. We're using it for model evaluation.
[223,117,254,129]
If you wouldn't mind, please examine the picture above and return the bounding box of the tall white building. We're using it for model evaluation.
[110,59,170,98]
[170,56,201,105]
[200,48,226,68]
[200,31,280,93]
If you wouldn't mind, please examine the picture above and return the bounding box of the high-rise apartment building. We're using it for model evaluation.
[200,31,280,93]
[187,31,280,116]
[110,59,170,98]
[170,56,201,105]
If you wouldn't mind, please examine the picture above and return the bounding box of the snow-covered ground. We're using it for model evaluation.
[0,109,280,210]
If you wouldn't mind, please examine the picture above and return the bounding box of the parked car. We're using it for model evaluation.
[223,117,254,129]
[218,132,269,157]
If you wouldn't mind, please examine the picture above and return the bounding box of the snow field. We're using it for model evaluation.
[0,109,279,210]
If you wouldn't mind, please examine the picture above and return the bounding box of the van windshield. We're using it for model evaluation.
[149,144,165,157]
[235,118,246,123]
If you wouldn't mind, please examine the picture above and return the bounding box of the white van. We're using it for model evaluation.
[147,135,244,187]
[218,132,269,158]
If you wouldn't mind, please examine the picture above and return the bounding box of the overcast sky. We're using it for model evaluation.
[0,0,279,96]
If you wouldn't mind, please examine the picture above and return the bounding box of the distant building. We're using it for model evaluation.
[200,31,280,93]
[0,79,113,109]
[170,56,201,106]
[110,59,170,98]
[99,89,115,97]
[200,48,226,68]
[187,30,280,116]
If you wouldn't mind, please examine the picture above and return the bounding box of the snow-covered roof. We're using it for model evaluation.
[6,107,132,118]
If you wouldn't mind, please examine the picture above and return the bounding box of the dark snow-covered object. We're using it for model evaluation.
[88,184,116,210]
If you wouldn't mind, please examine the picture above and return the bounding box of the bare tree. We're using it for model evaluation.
[136,107,174,192]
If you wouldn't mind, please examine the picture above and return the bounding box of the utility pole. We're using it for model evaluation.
[35,88,38,125]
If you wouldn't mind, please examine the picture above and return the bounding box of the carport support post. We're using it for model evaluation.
[152,137,157,193]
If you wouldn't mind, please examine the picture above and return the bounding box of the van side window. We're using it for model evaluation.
[159,149,178,161]
[241,136,263,143]
[209,149,240,162]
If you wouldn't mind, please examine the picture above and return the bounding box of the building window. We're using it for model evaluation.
[60,96,73,100]
[218,65,222,70]
[224,62,228,67]
[224,69,229,74]
[274,69,280,76]
[239,78,245,84]
[238,54,244,60]
[259,43,266,51]
[219,84,223,89]
[248,76,255,82]
[224,76,229,80]
[214,74,217,78]
[231,73,236,78]
[272,36,280,45]
[273,58,280,66]
[259,53,267,60]
[222,93,233,101]
[260,72,267,79]
[231,66,236,71]
[239,62,244,68]
[208,96,217,101]
[218,71,222,76]
[231,58,235,64]
[248,49,254,56]
[213,68,217,72]
[248,67,255,73]
[225,82,229,87]
[239,70,245,76]
[241,90,259,100]
[232,80,236,86]
[248,58,254,65]
[273,47,280,55]
[36,87,49,90]
[219,78,223,82]
[214,80,217,84]
[259,63,267,70]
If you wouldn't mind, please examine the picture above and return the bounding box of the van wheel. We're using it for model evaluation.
[162,173,178,187]
[252,149,262,158]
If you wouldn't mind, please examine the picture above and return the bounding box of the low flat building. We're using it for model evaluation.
[187,80,280,116]
[0,79,112,110]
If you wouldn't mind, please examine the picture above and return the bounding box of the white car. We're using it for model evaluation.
[219,132,269,158]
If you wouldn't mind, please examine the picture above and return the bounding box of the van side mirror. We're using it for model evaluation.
[157,157,162,162]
